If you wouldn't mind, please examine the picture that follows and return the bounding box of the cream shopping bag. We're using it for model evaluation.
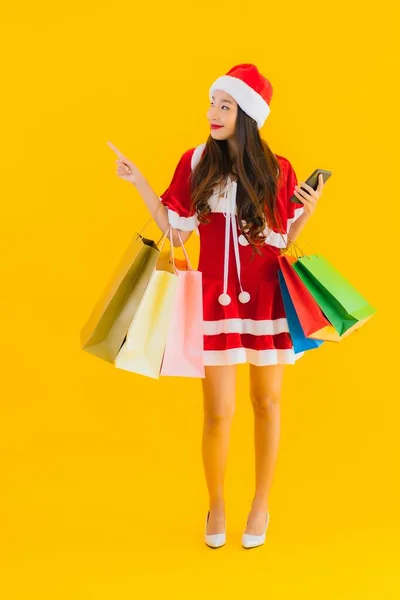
[114,226,179,379]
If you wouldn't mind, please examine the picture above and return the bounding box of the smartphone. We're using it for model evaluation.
[289,168,332,203]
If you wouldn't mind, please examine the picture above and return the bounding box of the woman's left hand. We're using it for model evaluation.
[293,173,325,217]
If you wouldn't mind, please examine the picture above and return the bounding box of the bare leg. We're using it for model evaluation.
[201,365,237,535]
[244,363,286,535]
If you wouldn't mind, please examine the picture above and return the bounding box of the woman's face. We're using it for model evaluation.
[207,90,238,140]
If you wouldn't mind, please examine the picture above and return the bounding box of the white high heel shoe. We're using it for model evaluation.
[242,511,270,549]
[204,511,226,548]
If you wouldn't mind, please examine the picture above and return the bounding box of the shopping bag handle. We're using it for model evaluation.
[158,224,173,254]
[138,215,153,237]
[282,236,304,259]
[139,211,193,270]
[283,234,320,261]
[175,230,193,270]
[166,228,195,273]
[155,225,181,274]
[138,217,191,264]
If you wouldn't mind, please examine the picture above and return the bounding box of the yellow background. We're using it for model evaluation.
[0,1,398,597]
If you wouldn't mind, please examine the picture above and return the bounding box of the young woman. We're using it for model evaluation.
[108,63,324,549]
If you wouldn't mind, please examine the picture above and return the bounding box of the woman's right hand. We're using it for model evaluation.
[107,141,144,186]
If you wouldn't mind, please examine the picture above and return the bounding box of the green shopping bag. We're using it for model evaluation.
[292,253,376,338]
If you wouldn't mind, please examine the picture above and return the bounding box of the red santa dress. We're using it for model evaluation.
[159,142,306,367]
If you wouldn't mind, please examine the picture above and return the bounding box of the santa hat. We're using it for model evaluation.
[209,63,273,129]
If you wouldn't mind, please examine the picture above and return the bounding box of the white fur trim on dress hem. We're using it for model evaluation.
[203,347,305,366]
[204,317,290,336]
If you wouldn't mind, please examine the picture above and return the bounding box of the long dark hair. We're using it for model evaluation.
[190,105,286,256]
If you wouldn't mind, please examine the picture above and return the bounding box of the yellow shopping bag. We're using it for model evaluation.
[80,219,160,363]
[114,226,179,379]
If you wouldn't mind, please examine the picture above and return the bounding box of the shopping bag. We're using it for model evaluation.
[278,254,339,342]
[292,253,376,338]
[80,223,160,363]
[278,271,324,353]
[114,226,179,379]
[160,231,205,378]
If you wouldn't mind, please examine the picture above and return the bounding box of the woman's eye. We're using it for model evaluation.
[210,102,229,109]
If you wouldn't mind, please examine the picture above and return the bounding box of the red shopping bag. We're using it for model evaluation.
[278,254,339,342]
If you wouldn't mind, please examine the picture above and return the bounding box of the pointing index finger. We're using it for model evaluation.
[107,141,125,159]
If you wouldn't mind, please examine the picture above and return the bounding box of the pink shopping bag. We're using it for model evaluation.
[160,230,205,378]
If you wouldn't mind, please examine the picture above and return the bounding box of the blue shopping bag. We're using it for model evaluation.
[278,271,324,354]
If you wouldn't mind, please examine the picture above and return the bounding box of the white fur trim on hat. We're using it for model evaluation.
[209,75,270,128]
